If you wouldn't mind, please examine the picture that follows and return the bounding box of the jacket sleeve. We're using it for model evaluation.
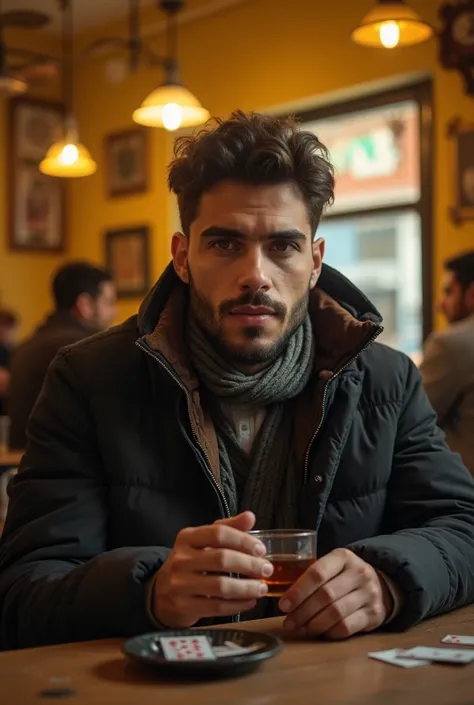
[419,331,463,425]
[348,357,474,630]
[0,350,170,650]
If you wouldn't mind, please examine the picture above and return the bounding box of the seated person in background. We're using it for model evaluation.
[1,112,474,651]
[420,252,474,474]
[7,262,117,450]
[0,309,18,417]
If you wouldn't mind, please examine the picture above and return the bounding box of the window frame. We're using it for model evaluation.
[288,80,434,340]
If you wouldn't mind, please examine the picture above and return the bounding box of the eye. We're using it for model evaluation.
[210,238,239,252]
[270,240,299,252]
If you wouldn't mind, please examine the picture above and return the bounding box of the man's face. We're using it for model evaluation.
[172,180,323,369]
[89,281,117,331]
[437,271,473,324]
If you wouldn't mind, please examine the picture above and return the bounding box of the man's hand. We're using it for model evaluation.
[278,548,393,639]
[152,511,273,628]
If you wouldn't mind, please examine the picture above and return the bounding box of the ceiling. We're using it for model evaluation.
[3,0,223,34]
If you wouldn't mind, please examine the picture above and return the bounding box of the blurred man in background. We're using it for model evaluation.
[8,261,117,450]
[420,251,474,473]
[0,309,18,417]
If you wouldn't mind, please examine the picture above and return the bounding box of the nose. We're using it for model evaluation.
[236,247,272,293]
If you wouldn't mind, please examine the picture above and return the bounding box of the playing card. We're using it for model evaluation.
[400,646,474,664]
[442,634,474,646]
[159,635,217,661]
[368,649,430,668]
[213,641,265,658]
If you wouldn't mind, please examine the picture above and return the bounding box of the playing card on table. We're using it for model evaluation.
[400,646,474,665]
[213,640,265,658]
[368,649,430,668]
[159,636,217,661]
[442,634,474,646]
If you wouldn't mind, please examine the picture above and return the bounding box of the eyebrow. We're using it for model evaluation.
[200,226,307,240]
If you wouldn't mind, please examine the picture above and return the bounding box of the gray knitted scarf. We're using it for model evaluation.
[187,314,314,529]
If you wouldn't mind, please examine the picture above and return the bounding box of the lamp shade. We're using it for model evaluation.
[132,82,210,130]
[39,136,97,178]
[351,1,433,48]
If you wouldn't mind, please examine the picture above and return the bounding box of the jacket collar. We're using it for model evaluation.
[137,263,383,483]
[138,262,382,335]
[138,262,383,385]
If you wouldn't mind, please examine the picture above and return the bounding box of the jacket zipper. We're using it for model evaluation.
[137,339,241,622]
[136,339,231,520]
[303,326,383,485]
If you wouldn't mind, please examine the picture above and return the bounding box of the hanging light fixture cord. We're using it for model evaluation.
[58,0,74,126]
[166,7,178,62]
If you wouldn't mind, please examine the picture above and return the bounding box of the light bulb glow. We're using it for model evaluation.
[379,21,400,48]
[58,143,79,166]
[161,103,184,131]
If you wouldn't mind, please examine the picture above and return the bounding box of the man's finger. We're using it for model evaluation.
[173,573,268,600]
[300,589,368,636]
[176,522,265,556]
[283,570,364,630]
[215,511,256,532]
[186,547,273,579]
[279,549,348,613]
[321,607,370,640]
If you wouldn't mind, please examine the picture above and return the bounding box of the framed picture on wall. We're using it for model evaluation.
[447,117,474,224]
[7,97,66,252]
[105,225,151,298]
[105,128,148,198]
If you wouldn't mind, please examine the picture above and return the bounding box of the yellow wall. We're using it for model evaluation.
[0,29,62,337]
[4,1,474,332]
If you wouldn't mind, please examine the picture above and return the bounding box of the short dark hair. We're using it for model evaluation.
[445,251,474,290]
[168,110,335,236]
[52,261,113,311]
[0,308,18,327]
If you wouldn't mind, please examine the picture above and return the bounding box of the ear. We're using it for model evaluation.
[171,231,189,284]
[310,237,325,289]
[74,292,95,321]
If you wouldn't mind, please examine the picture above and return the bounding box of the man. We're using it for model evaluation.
[420,252,474,473]
[7,261,117,450]
[1,112,474,651]
[0,309,18,417]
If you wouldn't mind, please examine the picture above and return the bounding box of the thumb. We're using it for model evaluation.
[214,510,256,533]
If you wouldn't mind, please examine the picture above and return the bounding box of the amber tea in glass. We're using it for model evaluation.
[250,530,317,597]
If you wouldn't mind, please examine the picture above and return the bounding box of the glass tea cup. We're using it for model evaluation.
[250,529,317,597]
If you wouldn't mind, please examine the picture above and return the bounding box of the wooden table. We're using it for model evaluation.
[2,607,474,705]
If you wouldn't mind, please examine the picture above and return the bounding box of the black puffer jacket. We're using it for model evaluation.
[1,264,474,650]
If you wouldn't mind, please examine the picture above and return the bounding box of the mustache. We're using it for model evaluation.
[219,291,287,318]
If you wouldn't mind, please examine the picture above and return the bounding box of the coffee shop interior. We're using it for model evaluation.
[1,0,474,700]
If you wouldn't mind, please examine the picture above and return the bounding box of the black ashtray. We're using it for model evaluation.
[123,628,283,680]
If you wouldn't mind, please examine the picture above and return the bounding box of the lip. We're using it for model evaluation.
[230,306,275,315]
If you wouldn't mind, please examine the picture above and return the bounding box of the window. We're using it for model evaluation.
[294,83,433,359]
[320,210,421,356]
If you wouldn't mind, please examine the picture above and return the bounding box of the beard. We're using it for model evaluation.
[188,270,310,367]
[450,295,471,324]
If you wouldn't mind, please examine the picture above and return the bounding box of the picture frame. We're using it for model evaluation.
[447,117,474,224]
[7,97,66,252]
[104,128,149,198]
[105,226,151,298]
